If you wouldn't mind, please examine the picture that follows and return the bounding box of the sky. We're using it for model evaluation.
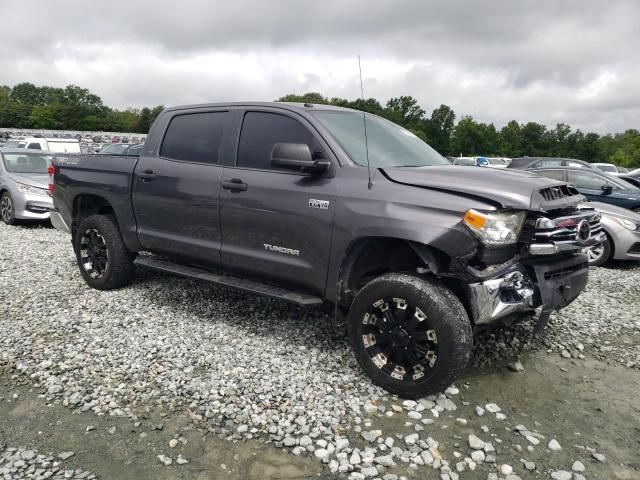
[1,0,638,134]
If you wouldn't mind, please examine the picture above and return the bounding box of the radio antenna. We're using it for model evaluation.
[358,55,373,189]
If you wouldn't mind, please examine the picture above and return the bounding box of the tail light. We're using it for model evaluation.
[48,164,55,194]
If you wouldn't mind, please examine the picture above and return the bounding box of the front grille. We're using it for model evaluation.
[532,210,602,245]
[539,184,579,202]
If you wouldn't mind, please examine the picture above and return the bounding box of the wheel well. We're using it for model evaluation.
[338,237,450,306]
[72,194,115,235]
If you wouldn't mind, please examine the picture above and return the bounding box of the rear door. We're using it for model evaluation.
[219,109,338,295]
[132,109,230,266]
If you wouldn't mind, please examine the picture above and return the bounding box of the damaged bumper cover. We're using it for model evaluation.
[467,254,588,325]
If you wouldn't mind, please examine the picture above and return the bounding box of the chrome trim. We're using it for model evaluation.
[469,271,536,325]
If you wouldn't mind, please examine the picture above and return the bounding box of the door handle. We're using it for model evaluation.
[138,169,157,181]
[222,178,248,191]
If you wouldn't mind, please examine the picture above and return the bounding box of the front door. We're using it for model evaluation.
[219,110,337,295]
[132,110,230,266]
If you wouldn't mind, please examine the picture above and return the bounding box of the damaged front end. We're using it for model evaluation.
[453,194,602,330]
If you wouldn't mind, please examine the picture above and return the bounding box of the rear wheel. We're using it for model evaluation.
[348,273,472,398]
[74,215,135,290]
[0,192,16,225]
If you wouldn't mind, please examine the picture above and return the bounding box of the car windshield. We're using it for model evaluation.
[595,164,617,173]
[487,158,506,166]
[2,153,52,173]
[99,144,131,155]
[311,110,448,168]
[5,140,25,148]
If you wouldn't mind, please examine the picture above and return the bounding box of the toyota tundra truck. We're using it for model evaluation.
[49,102,604,398]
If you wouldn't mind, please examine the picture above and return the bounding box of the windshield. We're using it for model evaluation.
[2,153,52,173]
[487,157,506,166]
[595,164,617,173]
[99,144,131,155]
[5,140,25,148]
[311,110,448,168]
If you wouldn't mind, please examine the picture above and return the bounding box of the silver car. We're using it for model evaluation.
[583,201,640,266]
[0,148,54,225]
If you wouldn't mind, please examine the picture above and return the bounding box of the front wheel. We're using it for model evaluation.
[584,236,612,267]
[74,215,135,290]
[1,192,16,225]
[348,273,472,398]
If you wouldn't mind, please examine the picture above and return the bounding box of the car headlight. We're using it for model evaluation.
[463,209,526,245]
[611,216,640,231]
[15,182,48,196]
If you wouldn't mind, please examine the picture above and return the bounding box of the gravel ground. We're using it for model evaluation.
[1,222,639,480]
[0,443,96,480]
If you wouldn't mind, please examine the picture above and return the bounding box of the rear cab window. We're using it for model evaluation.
[160,111,229,164]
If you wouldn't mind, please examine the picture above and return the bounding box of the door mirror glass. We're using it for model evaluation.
[270,143,329,173]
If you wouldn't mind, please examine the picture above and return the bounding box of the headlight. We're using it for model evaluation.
[463,209,526,245]
[15,182,48,196]
[612,216,640,231]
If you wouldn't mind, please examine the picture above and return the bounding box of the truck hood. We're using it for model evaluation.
[381,165,584,210]
[8,173,49,189]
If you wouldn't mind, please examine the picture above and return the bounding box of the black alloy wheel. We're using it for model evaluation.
[361,298,439,382]
[79,228,109,278]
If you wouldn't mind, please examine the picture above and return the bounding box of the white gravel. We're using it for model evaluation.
[1,223,639,479]
[0,443,95,479]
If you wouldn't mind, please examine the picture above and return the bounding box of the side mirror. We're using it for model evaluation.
[601,184,613,194]
[270,143,329,174]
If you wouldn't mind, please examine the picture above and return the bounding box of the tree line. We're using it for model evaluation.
[0,83,638,167]
[279,93,640,168]
[0,83,164,134]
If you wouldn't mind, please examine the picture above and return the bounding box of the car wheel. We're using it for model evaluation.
[74,215,135,290]
[348,273,472,399]
[584,237,612,267]
[0,192,17,225]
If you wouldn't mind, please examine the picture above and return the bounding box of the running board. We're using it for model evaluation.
[134,256,323,306]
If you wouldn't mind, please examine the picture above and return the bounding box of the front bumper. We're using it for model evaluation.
[468,254,588,325]
[13,191,53,220]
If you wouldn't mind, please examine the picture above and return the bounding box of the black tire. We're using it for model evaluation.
[1,191,17,225]
[74,215,135,290]
[585,236,612,267]
[348,273,472,398]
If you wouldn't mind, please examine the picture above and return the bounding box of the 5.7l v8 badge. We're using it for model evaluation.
[309,198,330,210]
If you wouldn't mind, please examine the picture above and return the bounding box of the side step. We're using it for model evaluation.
[134,256,324,307]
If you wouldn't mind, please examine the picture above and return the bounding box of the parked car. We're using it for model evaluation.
[592,163,619,175]
[97,143,141,155]
[451,156,489,167]
[0,148,54,225]
[50,102,603,398]
[4,139,26,149]
[508,157,595,170]
[512,166,640,213]
[582,201,640,266]
[619,174,640,189]
[22,137,81,154]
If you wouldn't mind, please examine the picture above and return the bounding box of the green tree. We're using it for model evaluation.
[29,105,59,129]
[428,104,455,154]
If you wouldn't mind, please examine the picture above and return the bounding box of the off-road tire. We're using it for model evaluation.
[74,215,135,290]
[1,192,17,225]
[348,273,472,398]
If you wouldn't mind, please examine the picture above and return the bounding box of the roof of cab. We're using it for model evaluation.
[162,101,358,114]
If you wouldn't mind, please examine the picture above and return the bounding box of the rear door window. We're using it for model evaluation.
[160,111,229,164]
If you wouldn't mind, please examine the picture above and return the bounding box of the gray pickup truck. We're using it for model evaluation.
[50,102,604,398]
